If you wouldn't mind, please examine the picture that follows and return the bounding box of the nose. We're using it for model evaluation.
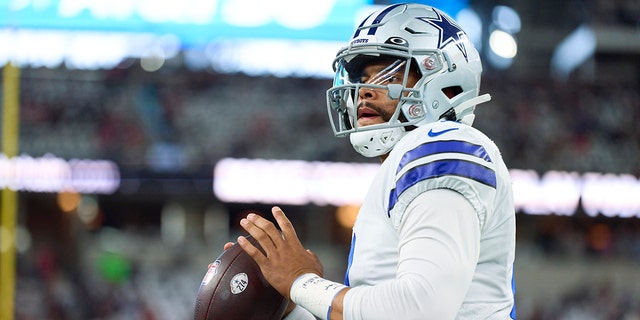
[357,85,378,101]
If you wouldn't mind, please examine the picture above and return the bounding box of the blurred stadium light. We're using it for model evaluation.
[0,153,120,194]
[485,5,520,70]
[0,0,366,43]
[0,0,482,76]
[214,158,640,217]
[0,0,370,73]
[550,24,597,81]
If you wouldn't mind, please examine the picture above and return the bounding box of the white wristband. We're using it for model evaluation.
[289,273,347,320]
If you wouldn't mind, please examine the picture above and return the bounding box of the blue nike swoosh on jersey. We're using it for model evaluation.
[428,127,459,137]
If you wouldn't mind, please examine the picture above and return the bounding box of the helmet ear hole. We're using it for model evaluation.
[442,86,463,99]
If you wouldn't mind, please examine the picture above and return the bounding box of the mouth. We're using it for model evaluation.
[357,106,380,118]
[356,106,383,126]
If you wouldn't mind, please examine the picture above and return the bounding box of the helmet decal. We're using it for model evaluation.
[353,3,404,38]
[419,9,468,61]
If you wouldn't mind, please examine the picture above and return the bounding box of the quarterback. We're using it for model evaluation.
[236,3,516,319]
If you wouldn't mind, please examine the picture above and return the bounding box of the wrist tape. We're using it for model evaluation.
[289,273,347,320]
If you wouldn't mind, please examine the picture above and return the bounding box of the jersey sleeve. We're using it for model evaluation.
[343,189,481,320]
[387,127,498,230]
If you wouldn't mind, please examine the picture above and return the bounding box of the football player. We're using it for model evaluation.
[236,3,517,319]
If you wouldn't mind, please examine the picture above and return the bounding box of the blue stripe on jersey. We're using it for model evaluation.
[396,140,493,174]
[344,233,356,286]
[388,159,497,215]
[353,3,404,37]
[510,268,517,319]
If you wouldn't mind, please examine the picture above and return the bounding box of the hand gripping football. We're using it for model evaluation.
[194,236,288,320]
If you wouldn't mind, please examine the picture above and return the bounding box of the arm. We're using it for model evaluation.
[336,188,480,319]
[239,189,480,320]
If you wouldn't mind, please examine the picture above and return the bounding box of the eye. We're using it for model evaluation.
[385,75,401,84]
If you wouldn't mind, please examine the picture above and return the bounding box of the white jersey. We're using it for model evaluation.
[342,120,516,320]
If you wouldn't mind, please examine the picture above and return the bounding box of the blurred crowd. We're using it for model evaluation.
[478,77,640,176]
[588,0,640,26]
[18,65,640,176]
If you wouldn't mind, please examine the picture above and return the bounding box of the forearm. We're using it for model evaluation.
[289,190,479,320]
[329,288,347,320]
[341,189,480,320]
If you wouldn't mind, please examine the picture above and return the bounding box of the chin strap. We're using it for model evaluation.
[453,93,491,125]
[349,126,406,158]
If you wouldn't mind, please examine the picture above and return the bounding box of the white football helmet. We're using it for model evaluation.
[326,3,491,157]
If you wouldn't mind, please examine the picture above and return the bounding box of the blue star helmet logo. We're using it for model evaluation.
[418,9,468,61]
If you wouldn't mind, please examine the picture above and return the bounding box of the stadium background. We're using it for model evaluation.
[1,0,639,319]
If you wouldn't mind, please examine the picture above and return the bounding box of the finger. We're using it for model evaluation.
[223,242,234,250]
[237,235,267,265]
[272,206,300,245]
[241,215,278,253]
[247,212,282,236]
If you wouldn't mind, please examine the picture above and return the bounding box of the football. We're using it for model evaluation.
[194,235,288,320]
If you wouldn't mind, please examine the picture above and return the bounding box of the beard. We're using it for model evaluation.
[357,100,396,123]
